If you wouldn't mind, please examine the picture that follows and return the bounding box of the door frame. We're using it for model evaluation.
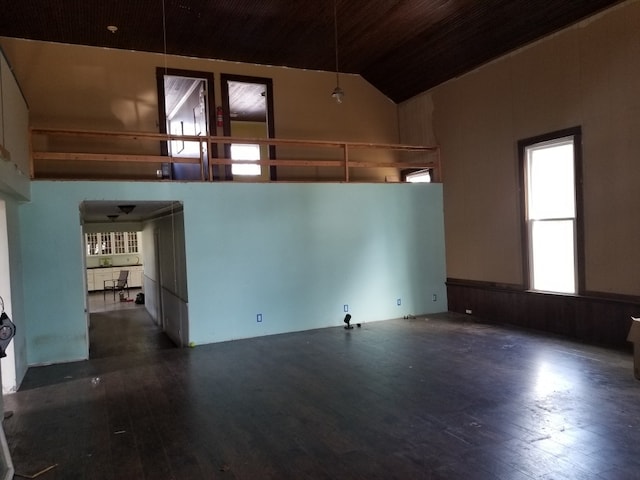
[0,199,16,393]
[220,74,276,181]
[156,68,216,180]
[153,228,165,330]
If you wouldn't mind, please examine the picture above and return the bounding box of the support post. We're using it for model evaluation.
[344,144,349,182]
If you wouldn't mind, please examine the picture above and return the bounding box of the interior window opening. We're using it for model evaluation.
[231,143,261,176]
[405,169,432,183]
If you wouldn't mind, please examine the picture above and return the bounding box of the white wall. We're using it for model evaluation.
[142,209,188,346]
[0,47,29,392]
[0,50,29,201]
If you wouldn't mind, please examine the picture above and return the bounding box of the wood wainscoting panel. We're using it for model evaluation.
[446,278,639,348]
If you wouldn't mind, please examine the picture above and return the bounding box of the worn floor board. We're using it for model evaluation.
[4,313,640,479]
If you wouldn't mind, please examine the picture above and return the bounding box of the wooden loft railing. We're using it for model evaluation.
[30,128,441,182]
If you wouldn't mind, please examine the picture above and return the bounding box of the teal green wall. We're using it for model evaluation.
[20,181,446,365]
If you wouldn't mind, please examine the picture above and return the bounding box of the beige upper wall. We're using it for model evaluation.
[0,37,400,181]
[400,0,640,295]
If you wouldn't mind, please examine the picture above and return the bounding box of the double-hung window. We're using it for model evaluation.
[520,128,583,294]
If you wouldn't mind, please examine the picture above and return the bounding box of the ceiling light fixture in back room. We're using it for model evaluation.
[118,205,136,214]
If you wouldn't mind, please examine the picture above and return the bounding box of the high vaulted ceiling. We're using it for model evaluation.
[0,0,624,102]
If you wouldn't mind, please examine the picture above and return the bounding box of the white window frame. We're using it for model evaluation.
[231,143,261,176]
[405,169,432,183]
[520,128,583,294]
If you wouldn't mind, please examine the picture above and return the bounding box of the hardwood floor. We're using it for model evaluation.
[88,303,176,360]
[4,313,640,479]
[88,289,144,314]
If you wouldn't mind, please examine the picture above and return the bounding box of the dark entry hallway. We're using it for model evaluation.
[88,296,175,359]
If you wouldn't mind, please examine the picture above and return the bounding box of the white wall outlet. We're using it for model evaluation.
[465,309,472,314]
[257,313,263,322]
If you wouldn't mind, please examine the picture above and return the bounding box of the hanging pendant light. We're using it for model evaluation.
[331,0,344,103]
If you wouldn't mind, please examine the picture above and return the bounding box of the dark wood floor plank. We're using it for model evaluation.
[4,312,640,478]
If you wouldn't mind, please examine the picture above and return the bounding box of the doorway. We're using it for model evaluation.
[81,200,186,358]
[156,68,215,180]
[220,74,276,181]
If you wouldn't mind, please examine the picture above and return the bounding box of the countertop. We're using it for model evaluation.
[87,264,143,269]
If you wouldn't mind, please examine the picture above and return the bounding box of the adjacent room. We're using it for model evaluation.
[0,0,639,478]
[82,200,183,359]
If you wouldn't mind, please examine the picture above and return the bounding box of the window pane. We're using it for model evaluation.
[531,220,575,293]
[231,143,261,176]
[114,232,126,254]
[127,232,138,253]
[86,233,99,256]
[101,232,112,255]
[528,142,575,219]
[406,169,431,183]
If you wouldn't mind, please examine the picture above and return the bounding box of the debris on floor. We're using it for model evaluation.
[15,463,58,478]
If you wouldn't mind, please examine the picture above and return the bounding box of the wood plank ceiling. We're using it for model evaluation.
[0,0,625,102]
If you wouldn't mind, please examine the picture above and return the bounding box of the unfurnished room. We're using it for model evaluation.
[0,1,639,478]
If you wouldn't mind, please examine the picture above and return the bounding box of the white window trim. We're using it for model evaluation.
[521,128,583,295]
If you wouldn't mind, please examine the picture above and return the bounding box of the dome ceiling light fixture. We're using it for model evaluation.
[118,204,136,214]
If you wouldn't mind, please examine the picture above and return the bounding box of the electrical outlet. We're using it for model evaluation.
[397,298,401,306]
[465,309,472,315]
[343,304,349,312]
[257,314,262,323]
[432,294,437,302]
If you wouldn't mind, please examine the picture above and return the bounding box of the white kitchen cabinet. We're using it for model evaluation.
[92,268,115,291]
[87,265,144,291]
[85,232,140,256]
[86,269,95,291]
[128,266,144,288]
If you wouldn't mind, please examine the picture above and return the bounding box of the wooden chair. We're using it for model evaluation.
[104,270,129,301]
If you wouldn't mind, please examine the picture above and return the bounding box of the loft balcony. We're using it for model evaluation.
[29,128,440,183]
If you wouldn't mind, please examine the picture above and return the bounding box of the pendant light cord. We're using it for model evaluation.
[333,0,340,87]
[162,0,168,74]
[0,62,4,147]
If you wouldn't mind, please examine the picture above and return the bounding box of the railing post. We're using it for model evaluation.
[199,138,205,181]
[28,127,34,179]
[344,144,349,182]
